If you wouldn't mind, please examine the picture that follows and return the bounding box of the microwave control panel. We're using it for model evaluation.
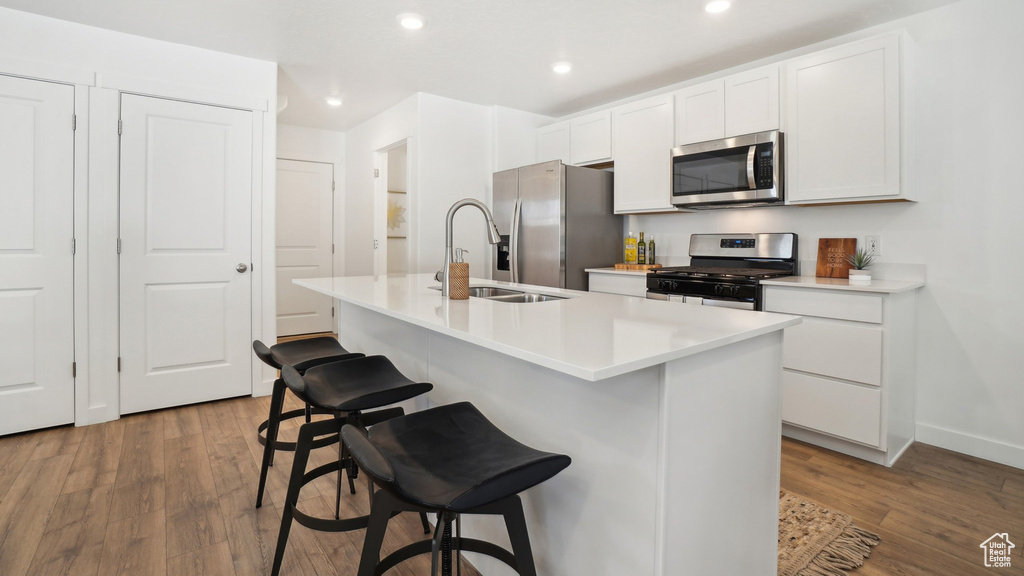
[755,144,774,189]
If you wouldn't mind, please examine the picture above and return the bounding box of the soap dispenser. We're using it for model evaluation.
[449,248,469,300]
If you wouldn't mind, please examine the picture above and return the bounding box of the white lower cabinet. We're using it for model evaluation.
[586,269,648,298]
[764,280,920,466]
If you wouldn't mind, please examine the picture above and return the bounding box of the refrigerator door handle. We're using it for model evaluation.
[510,198,522,283]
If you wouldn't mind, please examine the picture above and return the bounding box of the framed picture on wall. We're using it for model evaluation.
[387,191,408,238]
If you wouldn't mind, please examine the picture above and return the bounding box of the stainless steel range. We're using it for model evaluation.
[646,233,798,310]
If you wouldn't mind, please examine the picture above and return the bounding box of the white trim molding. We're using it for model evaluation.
[916,423,1024,470]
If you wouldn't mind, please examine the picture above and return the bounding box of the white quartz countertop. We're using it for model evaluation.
[761,276,924,294]
[584,267,651,276]
[295,274,800,382]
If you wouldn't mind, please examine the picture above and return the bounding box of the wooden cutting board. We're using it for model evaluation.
[816,238,856,278]
[614,263,662,271]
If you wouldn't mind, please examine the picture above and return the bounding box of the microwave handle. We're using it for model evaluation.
[746,145,757,190]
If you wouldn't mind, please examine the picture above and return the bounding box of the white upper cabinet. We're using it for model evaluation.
[674,79,725,146]
[537,120,571,164]
[570,110,612,165]
[724,65,780,136]
[785,34,903,204]
[674,65,778,146]
[612,94,676,213]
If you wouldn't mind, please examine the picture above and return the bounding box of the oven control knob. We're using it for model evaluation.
[714,285,724,295]
[730,286,742,296]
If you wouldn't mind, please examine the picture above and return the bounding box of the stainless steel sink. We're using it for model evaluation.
[466,287,524,298]
[431,285,568,303]
[485,292,566,303]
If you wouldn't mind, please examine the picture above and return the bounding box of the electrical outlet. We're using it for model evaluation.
[865,235,881,258]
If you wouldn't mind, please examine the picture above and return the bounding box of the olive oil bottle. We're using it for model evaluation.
[624,232,638,264]
[638,232,646,265]
[647,236,656,265]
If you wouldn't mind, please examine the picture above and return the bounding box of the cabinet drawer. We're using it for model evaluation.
[764,287,882,323]
[588,273,647,298]
[782,370,881,447]
[783,318,882,385]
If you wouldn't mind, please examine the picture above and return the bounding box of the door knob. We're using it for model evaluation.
[236,263,248,273]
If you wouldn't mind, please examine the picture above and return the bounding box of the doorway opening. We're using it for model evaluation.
[376,140,412,275]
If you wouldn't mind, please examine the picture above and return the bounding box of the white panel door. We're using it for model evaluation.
[119,94,253,414]
[276,159,334,336]
[0,75,75,435]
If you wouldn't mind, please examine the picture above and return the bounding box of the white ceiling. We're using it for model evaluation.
[0,0,956,132]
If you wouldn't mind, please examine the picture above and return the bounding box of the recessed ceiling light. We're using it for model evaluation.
[325,97,343,107]
[705,1,731,13]
[398,13,425,30]
[552,62,572,74]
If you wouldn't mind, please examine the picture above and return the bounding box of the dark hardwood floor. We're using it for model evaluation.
[2,390,1022,575]
[0,393,481,576]
[781,437,1024,575]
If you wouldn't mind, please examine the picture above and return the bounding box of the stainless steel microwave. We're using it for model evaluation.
[671,130,783,208]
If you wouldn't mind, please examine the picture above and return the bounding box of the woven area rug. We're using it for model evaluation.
[779,489,881,576]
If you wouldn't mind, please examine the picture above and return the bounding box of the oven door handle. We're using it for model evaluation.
[746,145,757,191]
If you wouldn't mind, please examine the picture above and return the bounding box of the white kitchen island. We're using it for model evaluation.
[295,273,800,576]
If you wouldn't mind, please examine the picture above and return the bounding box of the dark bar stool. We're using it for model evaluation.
[272,357,434,576]
[341,402,572,576]
[252,338,363,508]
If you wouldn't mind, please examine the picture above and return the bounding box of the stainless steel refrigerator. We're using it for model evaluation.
[492,160,622,290]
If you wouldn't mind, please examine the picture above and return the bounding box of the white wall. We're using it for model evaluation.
[343,94,419,276]
[629,0,1024,467]
[493,105,554,172]
[0,6,278,424]
[415,94,494,276]
[343,93,496,279]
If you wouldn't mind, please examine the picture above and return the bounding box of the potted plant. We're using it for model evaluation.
[847,248,874,284]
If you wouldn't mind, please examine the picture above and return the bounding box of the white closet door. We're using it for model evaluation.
[118,94,253,414]
[0,75,75,435]
[275,159,334,336]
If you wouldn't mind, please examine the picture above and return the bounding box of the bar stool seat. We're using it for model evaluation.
[342,402,571,576]
[271,356,433,576]
[251,338,363,509]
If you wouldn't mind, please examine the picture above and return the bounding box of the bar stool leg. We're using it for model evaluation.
[256,378,287,508]
[357,489,401,576]
[271,419,317,576]
[501,496,538,576]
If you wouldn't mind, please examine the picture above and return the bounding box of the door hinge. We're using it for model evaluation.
[72,361,77,378]
[72,238,76,255]
[116,238,122,254]
[117,119,123,135]
[331,306,335,317]
[332,243,335,254]
[117,357,122,372]
[72,114,77,131]
[373,168,379,178]
[332,180,336,192]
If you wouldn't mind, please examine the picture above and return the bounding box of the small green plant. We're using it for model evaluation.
[846,248,875,270]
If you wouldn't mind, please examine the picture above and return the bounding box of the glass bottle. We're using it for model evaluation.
[638,232,646,265]
[624,232,637,264]
[648,235,656,265]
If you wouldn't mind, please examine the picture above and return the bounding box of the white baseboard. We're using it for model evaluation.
[915,423,1024,470]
